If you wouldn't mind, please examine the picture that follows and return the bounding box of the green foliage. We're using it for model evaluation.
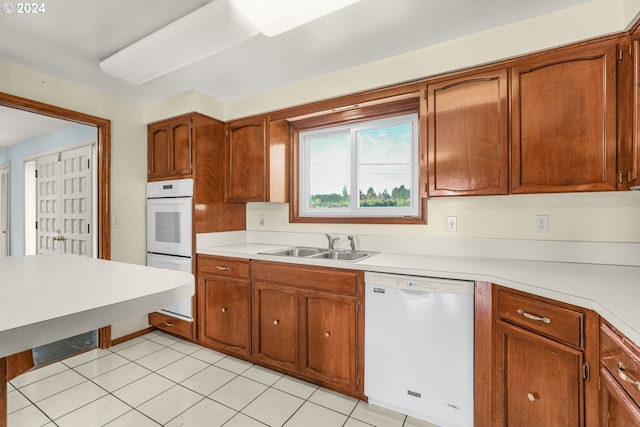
[310,185,410,208]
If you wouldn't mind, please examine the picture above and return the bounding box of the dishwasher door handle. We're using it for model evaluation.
[398,289,431,299]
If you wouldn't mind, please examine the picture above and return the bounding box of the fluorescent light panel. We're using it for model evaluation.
[232,0,361,36]
[99,0,362,84]
[99,0,258,84]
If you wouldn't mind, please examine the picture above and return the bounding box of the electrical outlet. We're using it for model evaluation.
[446,216,457,232]
[112,215,120,228]
[534,214,549,233]
[259,214,266,227]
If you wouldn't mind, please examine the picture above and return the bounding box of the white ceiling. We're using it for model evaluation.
[0,107,74,150]
[0,0,594,105]
[0,0,595,149]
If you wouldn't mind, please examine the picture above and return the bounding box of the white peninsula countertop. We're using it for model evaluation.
[0,255,194,359]
[197,237,640,348]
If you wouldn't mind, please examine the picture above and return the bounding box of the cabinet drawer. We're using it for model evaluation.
[252,261,359,295]
[149,312,193,339]
[198,255,250,278]
[497,290,583,347]
[601,323,640,406]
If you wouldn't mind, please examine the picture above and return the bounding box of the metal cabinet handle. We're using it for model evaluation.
[216,266,230,271]
[527,392,536,402]
[618,363,640,390]
[221,307,227,313]
[273,320,279,325]
[517,309,550,324]
[324,332,330,338]
[164,321,174,327]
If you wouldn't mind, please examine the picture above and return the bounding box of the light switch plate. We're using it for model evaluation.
[446,216,457,232]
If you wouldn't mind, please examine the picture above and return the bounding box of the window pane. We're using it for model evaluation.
[357,123,412,208]
[307,132,351,209]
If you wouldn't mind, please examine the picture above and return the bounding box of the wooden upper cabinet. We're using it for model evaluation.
[227,116,267,203]
[148,126,170,179]
[511,40,618,193]
[427,68,509,196]
[148,116,192,180]
[268,119,290,203]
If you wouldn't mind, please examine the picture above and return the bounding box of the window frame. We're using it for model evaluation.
[288,96,426,225]
[298,113,419,219]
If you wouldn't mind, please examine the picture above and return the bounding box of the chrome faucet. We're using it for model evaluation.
[323,233,339,250]
[348,235,356,252]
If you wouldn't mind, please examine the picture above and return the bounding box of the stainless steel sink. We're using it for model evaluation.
[262,247,325,257]
[258,246,377,262]
[310,250,377,261]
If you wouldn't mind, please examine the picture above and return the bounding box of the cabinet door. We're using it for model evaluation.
[227,117,266,202]
[199,275,251,356]
[169,119,192,176]
[511,40,618,193]
[601,367,640,426]
[495,320,583,427]
[252,282,298,370]
[148,125,170,180]
[148,116,192,180]
[300,290,358,390]
[427,68,509,196]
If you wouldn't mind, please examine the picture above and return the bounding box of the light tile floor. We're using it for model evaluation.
[7,331,438,427]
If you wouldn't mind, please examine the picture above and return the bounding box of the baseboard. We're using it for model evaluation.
[110,327,155,347]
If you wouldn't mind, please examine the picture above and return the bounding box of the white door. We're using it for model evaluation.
[0,163,10,257]
[36,146,93,256]
[36,153,60,255]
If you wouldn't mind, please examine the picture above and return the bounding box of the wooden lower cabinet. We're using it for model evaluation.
[601,368,640,426]
[148,311,194,340]
[252,282,298,370]
[195,256,364,399]
[197,256,251,357]
[300,289,358,389]
[600,322,640,426]
[251,261,364,399]
[490,286,599,427]
[495,320,583,427]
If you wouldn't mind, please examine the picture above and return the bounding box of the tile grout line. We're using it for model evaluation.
[10,332,418,427]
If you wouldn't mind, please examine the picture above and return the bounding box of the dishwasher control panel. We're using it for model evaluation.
[397,279,439,291]
[365,272,474,295]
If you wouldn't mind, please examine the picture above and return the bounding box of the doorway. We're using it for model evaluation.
[0,92,112,359]
[34,144,97,256]
[0,161,9,257]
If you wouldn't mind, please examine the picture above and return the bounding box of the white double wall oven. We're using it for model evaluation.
[146,178,193,321]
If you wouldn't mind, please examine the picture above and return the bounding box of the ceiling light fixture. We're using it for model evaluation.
[99,0,259,85]
[231,0,362,37]
[99,0,361,84]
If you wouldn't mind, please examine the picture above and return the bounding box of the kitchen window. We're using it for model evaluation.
[297,113,419,220]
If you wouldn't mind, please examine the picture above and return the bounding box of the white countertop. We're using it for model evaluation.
[0,255,194,358]
[198,242,640,346]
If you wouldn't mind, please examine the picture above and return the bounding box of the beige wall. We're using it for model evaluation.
[224,0,640,120]
[0,60,150,337]
[2,0,639,338]
[246,192,640,243]
[234,0,640,244]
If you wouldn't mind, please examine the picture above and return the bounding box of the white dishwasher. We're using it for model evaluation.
[364,272,474,427]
